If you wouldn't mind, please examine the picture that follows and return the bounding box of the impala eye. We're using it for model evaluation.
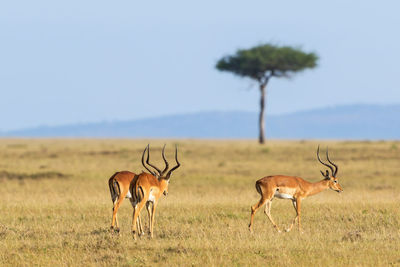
[334,180,338,183]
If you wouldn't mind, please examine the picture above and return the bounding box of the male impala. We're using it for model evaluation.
[108,145,169,234]
[109,171,144,234]
[249,146,343,233]
[130,144,180,239]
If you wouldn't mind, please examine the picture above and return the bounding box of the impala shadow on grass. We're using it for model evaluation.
[0,170,70,180]
[0,223,43,240]
[90,228,111,236]
[342,230,363,242]
[0,223,19,238]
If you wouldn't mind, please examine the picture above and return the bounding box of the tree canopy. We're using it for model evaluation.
[216,44,318,81]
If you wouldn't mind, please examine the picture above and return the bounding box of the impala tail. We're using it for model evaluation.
[255,180,263,196]
[108,172,121,203]
[133,177,145,204]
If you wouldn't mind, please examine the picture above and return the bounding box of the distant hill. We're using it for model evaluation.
[2,104,399,139]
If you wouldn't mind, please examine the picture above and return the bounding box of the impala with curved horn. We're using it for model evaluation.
[249,146,342,233]
[130,144,180,239]
[108,144,170,234]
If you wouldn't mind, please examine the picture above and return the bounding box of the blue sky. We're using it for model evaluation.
[0,0,399,131]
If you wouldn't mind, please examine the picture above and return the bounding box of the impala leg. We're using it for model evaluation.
[112,199,119,227]
[115,202,122,229]
[129,197,143,236]
[296,199,302,233]
[111,200,119,230]
[137,215,144,237]
[146,202,152,235]
[111,191,127,232]
[249,197,268,232]
[285,199,299,232]
[150,201,157,239]
[132,201,146,240]
[264,200,281,233]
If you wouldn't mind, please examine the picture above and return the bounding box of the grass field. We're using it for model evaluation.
[0,139,399,266]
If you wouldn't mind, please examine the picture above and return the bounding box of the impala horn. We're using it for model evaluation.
[326,147,339,177]
[317,145,335,177]
[142,145,156,176]
[165,145,180,180]
[145,144,163,177]
[160,144,169,176]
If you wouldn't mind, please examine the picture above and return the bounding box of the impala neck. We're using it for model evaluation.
[306,179,330,197]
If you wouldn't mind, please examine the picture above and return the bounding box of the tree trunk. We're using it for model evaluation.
[258,83,267,144]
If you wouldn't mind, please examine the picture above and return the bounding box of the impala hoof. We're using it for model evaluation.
[110,226,120,233]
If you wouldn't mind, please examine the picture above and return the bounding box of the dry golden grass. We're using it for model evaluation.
[0,139,399,266]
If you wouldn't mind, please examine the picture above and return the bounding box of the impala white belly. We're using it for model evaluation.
[125,191,132,199]
[274,192,294,200]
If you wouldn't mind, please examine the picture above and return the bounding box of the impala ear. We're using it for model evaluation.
[320,170,330,179]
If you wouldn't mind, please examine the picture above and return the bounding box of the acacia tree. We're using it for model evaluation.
[216,44,318,144]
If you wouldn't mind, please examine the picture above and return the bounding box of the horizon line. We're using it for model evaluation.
[1,102,399,133]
